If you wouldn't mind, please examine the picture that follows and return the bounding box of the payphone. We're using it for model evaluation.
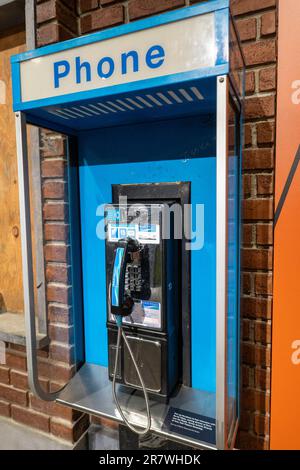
[105,202,180,434]
[12,0,244,450]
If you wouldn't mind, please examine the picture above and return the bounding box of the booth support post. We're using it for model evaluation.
[15,111,64,402]
[216,75,229,450]
[25,0,48,335]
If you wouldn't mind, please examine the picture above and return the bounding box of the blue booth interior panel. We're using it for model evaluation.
[78,114,217,394]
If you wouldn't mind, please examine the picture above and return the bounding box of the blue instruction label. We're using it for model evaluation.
[163,408,216,445]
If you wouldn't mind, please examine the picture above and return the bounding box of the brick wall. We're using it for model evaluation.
[232,0,277,450]
[0,0,277,450]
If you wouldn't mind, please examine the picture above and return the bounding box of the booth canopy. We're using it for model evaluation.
[11,0,244,133]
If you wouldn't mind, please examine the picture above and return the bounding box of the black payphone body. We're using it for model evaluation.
[105,203,179,399]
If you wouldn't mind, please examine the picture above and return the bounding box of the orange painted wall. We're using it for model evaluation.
[271,0,300,450]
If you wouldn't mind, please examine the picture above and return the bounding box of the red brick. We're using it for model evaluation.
[241,297,272,320]
[245,71,255,95]
[255,367,271,389]
[48,304,73,325]
[243,343,271,367]
[37,361,74,383]
[245,95,275,120]
[255,273,273,295]
[0,400,10,418]
[49,343,74,364]
[11,405,50,433]
[46,263,69,283]
[0,366,10,385]
[43,181,66,200]
[242,273,252,295]
[57,2,78,34]
[259,67,276,91]
[37,21,59,47]
[79,0,98,14]
[257,174,273,196]
[241,388,270,413]
[37,347,50,359]
[242,248,273,270]
[243,40,276,67]
[30,394,81,421]
[236,430,268,450]
[50,414,89,442]
[45,244,69,263]
[244,123,252,146]
[242,319,251,340]
[10,371,28,391]
[129,0,185,21]
[242,199,273,221]
[231,0,276,16]
[254,321,272,344]
[47,284,71,304]
[239,411,252,431]
[256,121,275,144]
[37,0,78,33]
[41,135,66,158]
[257,223,273,245]
[42,159,66,178]
[243,224,254,246]
[44,223,69,242]
[243,174,252,197]
[241,365,251,388]
[81,4,124,33]
[37,21,75,47]
[254,413,270,436]
[243,148,274,170]
[37,0,56,24]
[0,384,27,406]
[58,22,76,43]
[43,202,68,221]
[60,0,77,11]
[237,17,257,42]
[5,352,27,371]
[49,324,73,343]
[261,11,276,37]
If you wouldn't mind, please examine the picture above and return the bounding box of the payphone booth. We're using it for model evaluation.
[11,0,244,450]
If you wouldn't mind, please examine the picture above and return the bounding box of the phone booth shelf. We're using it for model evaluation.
[12,0,244,450]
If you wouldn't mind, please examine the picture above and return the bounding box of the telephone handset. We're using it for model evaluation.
[111,237,150,319]
[111,238,139,318]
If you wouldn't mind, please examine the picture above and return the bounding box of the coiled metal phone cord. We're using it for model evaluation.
[112,322,151,436]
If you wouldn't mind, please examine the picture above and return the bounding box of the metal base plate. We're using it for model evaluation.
[57,363,217,450]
